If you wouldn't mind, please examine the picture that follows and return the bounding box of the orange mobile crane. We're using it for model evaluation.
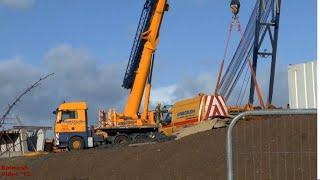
[52,0,169,150]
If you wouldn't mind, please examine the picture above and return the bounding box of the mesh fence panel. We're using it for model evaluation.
[232,115,317,180]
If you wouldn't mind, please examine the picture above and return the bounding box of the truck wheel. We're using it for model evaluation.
[69,137,84,150]
[114,134,131,145]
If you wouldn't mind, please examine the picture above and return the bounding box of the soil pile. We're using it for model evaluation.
[0,114,316,180]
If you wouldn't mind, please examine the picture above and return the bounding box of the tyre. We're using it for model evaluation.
[114,134,131,145]
[69,137,84,150]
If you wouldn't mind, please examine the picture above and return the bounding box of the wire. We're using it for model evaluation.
[214,17,236,94]
[236,67,249,105]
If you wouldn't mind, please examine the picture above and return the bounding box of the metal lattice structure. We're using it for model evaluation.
[0,73,54,127]
[217,0,281,107]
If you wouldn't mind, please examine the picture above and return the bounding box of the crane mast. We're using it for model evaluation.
[122,0,168,120]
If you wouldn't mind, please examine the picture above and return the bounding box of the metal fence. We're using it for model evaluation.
[227,109,317,180]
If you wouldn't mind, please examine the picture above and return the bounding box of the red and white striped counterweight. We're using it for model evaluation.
[199,95,229,121]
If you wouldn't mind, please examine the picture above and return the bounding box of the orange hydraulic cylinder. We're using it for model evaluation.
[142,83,151,121]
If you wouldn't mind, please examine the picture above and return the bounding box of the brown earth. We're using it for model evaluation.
[0,114,316,180]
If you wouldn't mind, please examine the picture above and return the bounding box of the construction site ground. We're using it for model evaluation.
[0,114,316,180]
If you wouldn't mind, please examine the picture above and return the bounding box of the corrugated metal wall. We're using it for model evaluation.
[288,61,317,109]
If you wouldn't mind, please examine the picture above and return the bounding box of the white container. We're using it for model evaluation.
[288,61,317,109]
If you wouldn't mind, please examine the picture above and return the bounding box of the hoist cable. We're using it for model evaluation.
[214,18,235,94]
[237,18,266,108]
[235,66,249,105]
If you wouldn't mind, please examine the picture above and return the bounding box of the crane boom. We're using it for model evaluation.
[122,0,158,89]
[123,0,168,119]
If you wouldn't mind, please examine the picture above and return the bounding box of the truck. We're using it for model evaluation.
[53,101,160,150]
[52,95,229,150]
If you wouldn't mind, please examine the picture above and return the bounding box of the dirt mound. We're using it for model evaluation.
[0,114,316,180]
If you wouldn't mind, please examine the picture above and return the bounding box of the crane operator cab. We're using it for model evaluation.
[230,0,240,16]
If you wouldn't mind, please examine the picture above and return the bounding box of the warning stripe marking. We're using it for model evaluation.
[198,96,206,122]
[205,95,229,118]
[216,96,227,116]
[205,96,214,119]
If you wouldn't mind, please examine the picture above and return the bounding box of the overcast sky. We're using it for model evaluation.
[0,0,316,128]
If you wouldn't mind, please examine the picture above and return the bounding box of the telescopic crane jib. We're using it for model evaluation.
[112,0,169,125]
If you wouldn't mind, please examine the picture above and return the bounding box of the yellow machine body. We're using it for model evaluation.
[160,95,207,136]
[160,93,230,136]
[54,102,88,133]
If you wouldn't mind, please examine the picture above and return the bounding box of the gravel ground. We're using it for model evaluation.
[0,114,316,180]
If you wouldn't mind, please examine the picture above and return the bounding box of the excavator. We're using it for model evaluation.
[51,0,241,150]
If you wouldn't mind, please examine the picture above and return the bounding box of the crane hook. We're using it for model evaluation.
[230,0,240,16]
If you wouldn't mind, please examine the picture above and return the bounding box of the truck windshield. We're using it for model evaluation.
[61,111,77,121]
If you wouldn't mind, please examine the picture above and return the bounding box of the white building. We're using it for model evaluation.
[288,61,317,109]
